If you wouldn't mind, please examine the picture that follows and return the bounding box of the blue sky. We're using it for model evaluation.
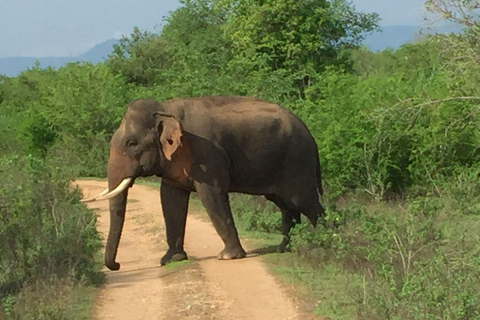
[0,0,427,57]
[353,0,427,25]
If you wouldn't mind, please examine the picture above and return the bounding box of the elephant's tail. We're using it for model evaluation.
[316,154,323,196]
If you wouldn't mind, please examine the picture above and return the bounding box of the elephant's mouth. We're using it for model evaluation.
[80,177,133,202]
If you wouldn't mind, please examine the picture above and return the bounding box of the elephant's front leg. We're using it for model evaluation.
[196,183,246,260]
[160,182,190,266]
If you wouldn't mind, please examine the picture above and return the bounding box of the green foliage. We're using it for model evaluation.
[107,6,237,97]
[295,38,480,197]
[219,0,379,96]
[229,194,282,233]
[266,255,361,320]
[286,185,480,319]
[0,63,128,177]
[425,0,480,28]
[1,277,96,320]
[0,154,102,314]
[108,0,379,100]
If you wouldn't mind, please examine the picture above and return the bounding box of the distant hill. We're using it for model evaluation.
[77,39,120,63]
[0,25,464,77]
[362,24,463,51]
[0,39,120,77]
[363,26,422,51]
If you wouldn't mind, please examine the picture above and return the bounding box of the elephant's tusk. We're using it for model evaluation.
[98,188,110,197]
[93,178,133,201]
[80,178,132,202]
[80,187,109,203]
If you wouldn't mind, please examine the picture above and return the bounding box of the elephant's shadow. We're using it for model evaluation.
[192,245,278,262]
[248,245,278,256]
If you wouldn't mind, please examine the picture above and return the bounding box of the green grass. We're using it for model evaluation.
[163,259,194,271]
[75,177,105,181]
[219,191,480,319]
[223,213,358,319]
[135,177,161,188]
[77,176,161,188]
[1,277,98,320]
[266,254,362,319]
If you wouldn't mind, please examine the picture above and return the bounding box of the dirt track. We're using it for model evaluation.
[77,180,317,320]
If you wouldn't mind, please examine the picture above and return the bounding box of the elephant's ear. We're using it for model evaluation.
[154,112,182,161]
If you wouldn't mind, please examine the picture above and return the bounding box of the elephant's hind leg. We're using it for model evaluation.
[265,194,301,253]
[298,194,326,227]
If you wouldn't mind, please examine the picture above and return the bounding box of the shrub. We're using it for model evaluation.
[2,277,95,320]
[0,154,102,301]
[229,194,282,233]
[288,189,480,319]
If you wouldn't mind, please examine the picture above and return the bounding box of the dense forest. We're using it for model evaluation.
[1,0,479,318]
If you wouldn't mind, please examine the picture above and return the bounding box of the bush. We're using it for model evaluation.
[0,154,102,302]
[229,194,282,233]
[288,188,480,319]
[1,277,96,320]
[0,63,129,178]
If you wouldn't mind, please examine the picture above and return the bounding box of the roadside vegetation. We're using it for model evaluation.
[1,0,479,318]
[0,155,102,319]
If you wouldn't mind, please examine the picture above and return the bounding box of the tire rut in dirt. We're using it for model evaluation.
[160,262,224,320]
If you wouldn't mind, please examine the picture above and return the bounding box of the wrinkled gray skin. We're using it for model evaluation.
[105,97,324,271]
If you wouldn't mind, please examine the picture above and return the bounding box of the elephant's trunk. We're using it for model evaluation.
[104,187,127,271]
[104,148,134,271]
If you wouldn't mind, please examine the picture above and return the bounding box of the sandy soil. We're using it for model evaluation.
[77,180,318,320]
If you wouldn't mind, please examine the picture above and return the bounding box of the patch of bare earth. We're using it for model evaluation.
[77,180,319,320]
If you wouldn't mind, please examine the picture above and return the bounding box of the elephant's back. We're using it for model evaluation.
[171,96,316,156]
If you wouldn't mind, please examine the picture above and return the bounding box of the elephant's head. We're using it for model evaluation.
[82,99,183,270]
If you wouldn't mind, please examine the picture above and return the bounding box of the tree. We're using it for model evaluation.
[424,0,480,97]
[106,0,379,99]
[107,1,234,93]
[218,0,379,97]
[425,0,479,27]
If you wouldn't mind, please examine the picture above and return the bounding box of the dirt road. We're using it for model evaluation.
[77,180,316,320]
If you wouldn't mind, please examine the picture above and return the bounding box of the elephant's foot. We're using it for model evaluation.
[160,250,188,266]
[276,236,290,253]
[105,261,121,271]
[217,246,246,260]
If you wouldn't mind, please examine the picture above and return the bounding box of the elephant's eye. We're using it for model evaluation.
[126,140,139,148]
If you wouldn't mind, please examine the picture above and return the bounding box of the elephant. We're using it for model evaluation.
[82,96,325,271]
